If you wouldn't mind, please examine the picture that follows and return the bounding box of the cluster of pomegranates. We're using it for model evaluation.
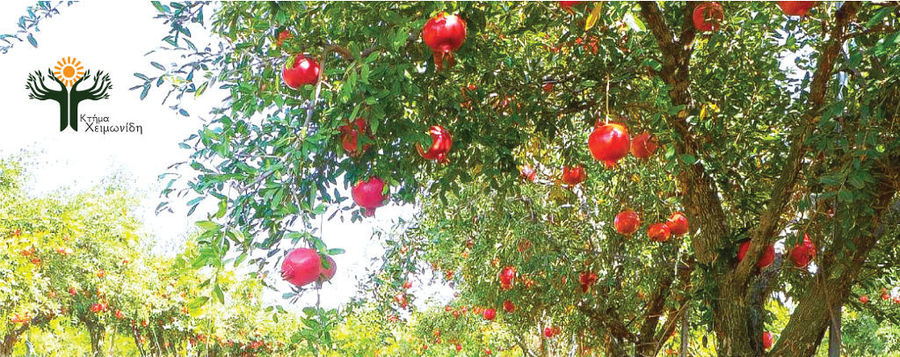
[859,287,900,305]
[614,210,689,243]
[280,248,337,288]
[692,2,818,33]
[736,232,819,271]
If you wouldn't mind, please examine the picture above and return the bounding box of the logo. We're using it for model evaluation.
[26,56,111,131]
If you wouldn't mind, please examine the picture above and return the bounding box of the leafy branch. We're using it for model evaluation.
[0,1,74,55]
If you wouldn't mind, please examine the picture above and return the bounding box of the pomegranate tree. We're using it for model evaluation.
[666,212,689,236]
[351,177,388,217]
[338,118,372,157]
[614,210,641,235]
[281,248,322,287]
[789,232,816,268]
[737,241,775,269]
[282,54,320,89]
[416,125,452,163]
[561,165,586,186]
[648,223,672,242]
[692,2,724,32]
[630,132,658,160]
[778,1,816,17]
[588,123,630,168]
[422,13,467,71]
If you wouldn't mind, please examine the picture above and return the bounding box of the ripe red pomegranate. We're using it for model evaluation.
[559,1,583,10]
[520,166,536,182]
[692,2,724,32]
[737,241,776,269]
[91,303,103,313]
[666,212,689,236]
[281,248,322,287]
[416,125,452,163]
[318,256,336,283]
[778,1,816,17]
[588,123,630,168]
[630,132,658,160]
[882,292,890,301]
[115,310,124,319]
[542,82,555,93]
[352,177,388,217]
[500,266,516,290]
[482,308,496,321]
[422,13,466,71]
[789,233,816,268]
[860,295,869,304]
[648,223,672,242]
[614,210,641,235]
[455,343,462,352]
[282,55,320,89]
[579,272,598,293]
[502,300,516,313]
[339,119,372,157]
[763,331,774,350]
[543,327,554,338]
[68,287,77,296]
[561,165,586,186]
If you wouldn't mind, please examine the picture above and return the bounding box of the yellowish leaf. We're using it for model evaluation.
[585,2,604,31]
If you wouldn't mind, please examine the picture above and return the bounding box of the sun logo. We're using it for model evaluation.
[53,56,84,87]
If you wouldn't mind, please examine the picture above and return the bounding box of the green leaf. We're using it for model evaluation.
[213,284,225,304]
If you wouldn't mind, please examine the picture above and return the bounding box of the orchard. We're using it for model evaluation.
[4,1,900,356]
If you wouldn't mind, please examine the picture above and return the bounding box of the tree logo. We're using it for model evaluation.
[25,57,112,131]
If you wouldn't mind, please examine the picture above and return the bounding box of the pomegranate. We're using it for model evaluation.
[561,165,586,186]
[614,210,641,235]
[503,300,515,313]
[558,1,583,10]
[520,166,536,182]
[647,223,672,242]
[860,295,869,304]
[339,118,372,157]
[789,232,816,268]
[882,292,890,301]
[282,55,320,89]
[736,241,776,269]
[692,2,724,32]
[394,293,408,308]
[630,132,658,160]
[763,331,773,350]
[68,287,77,296]
[416,125,452,163]
[91,303,102,313]
[318,256,336,283]
[500,266,516,290]
[351,177,388,217]
[482,308,496,321]
[588,123,630,168]
[543,327,554,338]
[281,248,322,287]
[666,212,689,236]
[894,296,900,304]
[579,272,598,293]
[115,310,125,319]
[422,13,467,71]
[402,281,412,289]
[778,1,816,17]
[455,343,463,352]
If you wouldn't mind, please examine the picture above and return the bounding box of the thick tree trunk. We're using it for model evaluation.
[828,305,841,357]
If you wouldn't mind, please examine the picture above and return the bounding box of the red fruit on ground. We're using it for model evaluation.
[778,1,816,17]
[648,223,672,242]
[352,177,389,217]
[482,308,496,321]
[630,132,658,160]
[666,212,690,236]
[422,13,467,71]
[280,248,322,287]
[737,241,776,269]
[503,300,515,313]
[692,2,724,32]
[282,55,320,89]
[588,123,630,168]
[416,125,452,163]
[614,210,641,235]
[561,165,586,186]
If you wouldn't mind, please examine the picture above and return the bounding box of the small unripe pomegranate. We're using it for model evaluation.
[282,55,320,89]
[281,248,322,287]
[422,13,467,71]
[614,210,641,235]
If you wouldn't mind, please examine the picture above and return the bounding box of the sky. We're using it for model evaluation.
[0,0,448,310]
